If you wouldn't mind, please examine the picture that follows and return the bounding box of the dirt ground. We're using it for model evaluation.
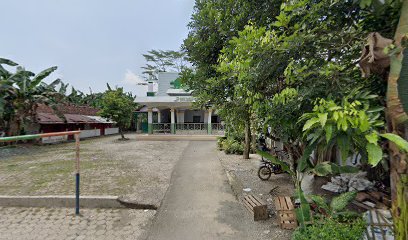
[217,150,295,239]
[217,151,295,200]
[0,133,189,207]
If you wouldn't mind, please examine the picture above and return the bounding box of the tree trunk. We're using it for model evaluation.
[243,118,251,159]
[251,134,257,154]
[386,2,408,239]
[119,127,125,140]
[9,116,21,136]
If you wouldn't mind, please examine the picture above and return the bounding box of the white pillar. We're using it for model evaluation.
[170,108,176,134]
[147,108,153,134]
[207,109,212,134]
[177,110,185,124]
[157,111,161,123]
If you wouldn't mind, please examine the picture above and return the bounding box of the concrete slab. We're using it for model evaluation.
[145,141,283,240]
[0,195,157,209]
[135,134,222,141]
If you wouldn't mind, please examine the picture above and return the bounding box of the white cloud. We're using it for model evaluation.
[122,70,150,97]
[122,70,147,86]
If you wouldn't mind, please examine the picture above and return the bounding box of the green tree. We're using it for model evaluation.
[141,49,188,80]
[0,58,60,136]
[182,0,283,158]
[99,88,137,140]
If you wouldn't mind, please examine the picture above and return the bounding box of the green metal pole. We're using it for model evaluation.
[0,134,41,142]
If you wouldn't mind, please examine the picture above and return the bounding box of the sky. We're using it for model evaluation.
[0,0,195,97]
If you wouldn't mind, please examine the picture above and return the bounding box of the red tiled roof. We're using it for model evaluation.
[36,104,101,124]
[36,113,100,124]
[36,112,64,124]
[64,114,99,123]
[37,104,100,116]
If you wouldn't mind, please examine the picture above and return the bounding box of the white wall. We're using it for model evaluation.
[80,129,100,139]
[157,72,179,96]
[42,136,67,144]
[105,128,119,135]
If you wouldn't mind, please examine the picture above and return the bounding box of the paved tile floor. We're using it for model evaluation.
[0,207,155,240]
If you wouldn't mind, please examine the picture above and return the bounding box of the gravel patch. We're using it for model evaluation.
[217,151,295,239]
[0,133,189,207]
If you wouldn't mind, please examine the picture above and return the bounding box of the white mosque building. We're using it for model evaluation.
[135,72,224,135]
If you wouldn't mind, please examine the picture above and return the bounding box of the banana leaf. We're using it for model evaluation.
[257,150,294,176]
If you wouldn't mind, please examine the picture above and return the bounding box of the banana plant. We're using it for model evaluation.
[299,92,408,167]
[258,148,358,228]
[0,58,60,136]
[310,191,358,220]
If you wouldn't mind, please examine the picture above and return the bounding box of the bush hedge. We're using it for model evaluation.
[292,217,366,240]
[217,136,244,155]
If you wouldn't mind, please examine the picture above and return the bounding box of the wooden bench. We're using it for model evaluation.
[243,195,268,221]
[274,196,297,230]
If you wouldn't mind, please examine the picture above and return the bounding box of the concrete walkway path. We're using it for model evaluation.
[146,141,268,240]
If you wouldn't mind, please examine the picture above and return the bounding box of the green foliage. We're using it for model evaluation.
[183,0,401,162]
[257,150,293,175]
[301,93,408,166]
[0,58,60,136]
[309,195,330,214]
[217,136,227,150]
[311,162,359,177]
[99,88,137,139]
[330,191,357,213]
[141,49,187,80]
[310,191,357,219]
[221,138,244,155]
[300,93,381,164]
[295,185,312,228]
[217,135,244,155]
[380,133,408,152]
[292,217,366,240]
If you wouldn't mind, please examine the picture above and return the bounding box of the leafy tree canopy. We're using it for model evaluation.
[98,88,137,139]
[141,49,188,80]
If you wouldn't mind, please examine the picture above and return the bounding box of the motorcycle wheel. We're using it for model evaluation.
[258,166,272,181]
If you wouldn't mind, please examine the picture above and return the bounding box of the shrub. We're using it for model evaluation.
[292,217,366,240]
[217,136,227,150]
[227,129,245,143]
[223,139,244,155]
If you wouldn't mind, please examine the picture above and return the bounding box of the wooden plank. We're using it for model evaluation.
[243,195,268,221]
[280,215,295,221]
[279,210,295,214]
[244,196,256,208]
[285,197,294,210]
[278,196,286,206]
[274,197,282,211]
[243,201,254,213]
[243,196,255,208]
[248,195,258,207]
[281,222,297,230]
[276,197,286,210]
[249,195,265,206]
[274,196,297,230]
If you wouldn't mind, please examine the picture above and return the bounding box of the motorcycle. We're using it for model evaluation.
[257,135,285,180]
[257,156,284,180]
